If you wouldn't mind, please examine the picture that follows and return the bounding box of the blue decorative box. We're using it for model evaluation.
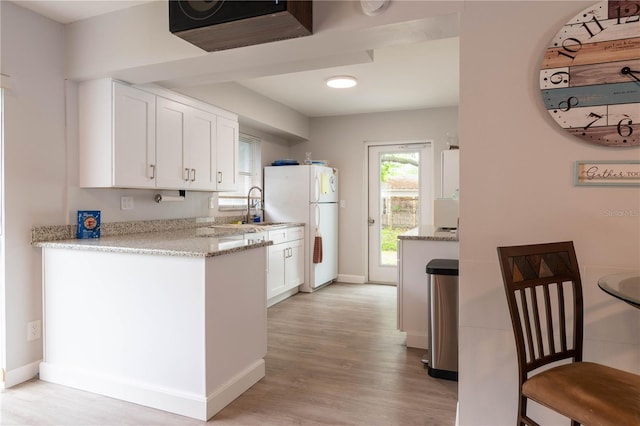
[77,210,101,239]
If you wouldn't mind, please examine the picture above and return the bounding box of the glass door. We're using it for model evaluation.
[367,143,432,283]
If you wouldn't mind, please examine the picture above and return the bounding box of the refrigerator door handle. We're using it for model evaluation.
[314,173,320,203]
[315,204,321,228]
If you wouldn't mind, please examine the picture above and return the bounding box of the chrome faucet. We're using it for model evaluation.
[246,186,263,223]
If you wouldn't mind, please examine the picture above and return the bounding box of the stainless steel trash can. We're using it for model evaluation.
[426,259,459,381]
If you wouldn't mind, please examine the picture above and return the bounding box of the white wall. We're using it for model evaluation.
[175,82,310,141]
[294,107,459,282]
[0,1,66,381]
[458,2,640,425]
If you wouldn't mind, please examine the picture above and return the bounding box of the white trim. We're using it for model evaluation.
[337,274,365,284]
[363,140,433,283]
[0,88,5,382]
[267,287,299,307]
[206,360,265,420]
[39,359,265,421]
[405,333,428,350]
[2,360,40,389]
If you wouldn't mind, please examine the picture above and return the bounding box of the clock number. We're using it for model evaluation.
[557,38,582,60]
[617,117,634,137]
[584,112,603,130]
[581,16,605,38]
[615,4,640,24]
[558,96,579,112]
[549,71,569,85]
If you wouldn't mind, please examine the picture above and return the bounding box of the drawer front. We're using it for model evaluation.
[245,231,267,241]
[268,229,288,245]
[286,226,305,241]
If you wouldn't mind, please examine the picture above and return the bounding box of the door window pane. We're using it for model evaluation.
[379,151,419,266]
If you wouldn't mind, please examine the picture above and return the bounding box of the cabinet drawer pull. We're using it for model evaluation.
[149,164,155,180]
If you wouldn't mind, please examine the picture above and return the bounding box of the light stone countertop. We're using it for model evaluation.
[397,225,459,242]
[32,217,307,258]
[32,227,272,258]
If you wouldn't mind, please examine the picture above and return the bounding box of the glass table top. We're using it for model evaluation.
[598,272,640,309]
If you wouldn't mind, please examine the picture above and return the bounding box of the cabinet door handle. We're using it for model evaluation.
[191,168,196,182]
[184,168,190,182]
[149,164,155,180]
[217,171,223,184]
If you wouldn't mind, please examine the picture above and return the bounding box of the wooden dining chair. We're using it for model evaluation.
[497,241,640,426]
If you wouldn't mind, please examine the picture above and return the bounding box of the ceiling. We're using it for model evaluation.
[15,0,459,117]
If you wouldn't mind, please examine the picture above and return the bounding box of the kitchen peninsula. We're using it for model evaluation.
[32,221,271,421]
[397,225,459,349]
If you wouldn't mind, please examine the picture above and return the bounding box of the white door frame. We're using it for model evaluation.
[363,140,434,284]
[0,87,5,383]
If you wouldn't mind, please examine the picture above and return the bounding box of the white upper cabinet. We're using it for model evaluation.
[156,97,189,189]
[80,79,157,188]
[189,108,218,190]
[79,78,238,192]
[215,116,239,192]
[156,97,226,191]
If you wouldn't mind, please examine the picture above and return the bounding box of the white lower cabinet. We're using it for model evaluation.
[39,246,267,421]
[397,238,459,349]
[267,226,304,306]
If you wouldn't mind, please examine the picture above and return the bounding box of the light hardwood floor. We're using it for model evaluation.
[0,283,458,425]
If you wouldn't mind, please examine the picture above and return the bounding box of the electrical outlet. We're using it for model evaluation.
[208,197,216,209]
[121,196,134,210]
[27,320,41,341]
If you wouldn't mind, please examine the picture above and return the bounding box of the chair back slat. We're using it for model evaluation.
[557,282,567,352]
[518,289,536,363]
[542,284,555,354]
[498,242,583,378]
[528,286,545,360]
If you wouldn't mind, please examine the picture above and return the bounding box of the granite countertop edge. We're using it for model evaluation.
[33,237,272,258]
[29,217,304,258]
[397,225,459,242]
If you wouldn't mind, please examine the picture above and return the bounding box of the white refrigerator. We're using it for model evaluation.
[264,165,338,292]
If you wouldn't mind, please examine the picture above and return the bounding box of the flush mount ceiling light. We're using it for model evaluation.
[326,76,358,89]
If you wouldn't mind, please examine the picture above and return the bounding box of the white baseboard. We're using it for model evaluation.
[2,360,41,389]
[206,359,265,419]
[40,359,265,421]
[337,274,365,284]
[267,287,298,307]
[406,333,428,350]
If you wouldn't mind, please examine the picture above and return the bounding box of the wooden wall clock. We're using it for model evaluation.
[540,0,640,147]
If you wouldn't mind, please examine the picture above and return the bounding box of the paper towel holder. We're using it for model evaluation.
[155,190,186,203]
